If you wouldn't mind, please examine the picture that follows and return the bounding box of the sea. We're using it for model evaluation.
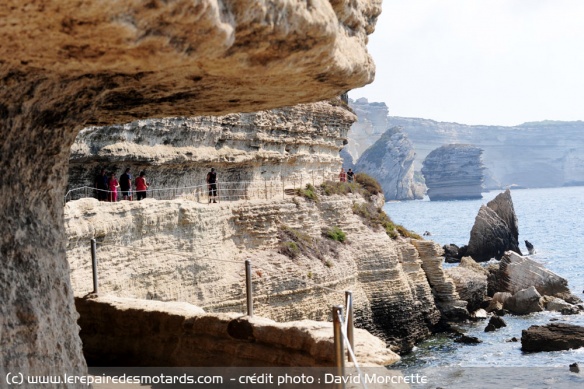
[382,186,584,388]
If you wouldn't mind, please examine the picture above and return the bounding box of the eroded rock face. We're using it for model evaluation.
[345,98,390,162]
[446,264,488,312]
[411,240,469,320]
[65,195,441,353]
[1,0,381,377]
[495,251,570,297]
[356,127,425,200]
[69,101,352,193]
[466,190,521,262]
[421,144,484,201]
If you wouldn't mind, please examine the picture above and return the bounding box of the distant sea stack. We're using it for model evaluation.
[422,144,484,201]
[355,127,425,200]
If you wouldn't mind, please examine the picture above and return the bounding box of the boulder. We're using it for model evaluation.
[495,251,581,304]
[484,315,506,332]
[446,265,488,312]
[522,323,584,352]
[545,297,574,312]
[454,334,482,344]
[504,286,543,315]
[570,363,580,373]
[421,144,484,201]
[443,244,461,263]
[466,190,521,261]
[471,309,488,321]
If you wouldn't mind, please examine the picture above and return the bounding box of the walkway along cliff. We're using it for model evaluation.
[0,0,383,379]
[65,101,470,354]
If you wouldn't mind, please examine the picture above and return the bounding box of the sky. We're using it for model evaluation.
[349,0,584,126]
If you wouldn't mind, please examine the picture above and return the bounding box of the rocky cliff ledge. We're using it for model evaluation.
[421,144,484,201]
[69,101,352,192]
[355,127,425,200]
[65,191,456,353]
[76,295,399,367]
[1,0,381,378]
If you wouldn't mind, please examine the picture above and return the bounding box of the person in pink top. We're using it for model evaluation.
[108,172,119,202]
[135,171,150,201]
[339,167,347,182]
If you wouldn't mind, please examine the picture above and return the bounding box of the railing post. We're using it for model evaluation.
[345,291,354,362]
[333,305,345,388]
[245,260,253,316]
[91,238,98,294]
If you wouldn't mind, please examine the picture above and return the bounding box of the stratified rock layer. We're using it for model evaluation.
[0,0,381,377]
[65,194,441,353]
[356,127,424,200]
[69,101,352,193]
[466,190,522,262]
[411,240,468,320]
[495,251,579,303]
[421,144,484,201]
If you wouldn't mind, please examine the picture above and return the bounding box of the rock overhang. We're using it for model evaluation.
[2,0,382,122]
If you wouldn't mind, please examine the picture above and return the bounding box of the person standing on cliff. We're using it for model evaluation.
[206,167,218,203]
[108,172,119,202]
[119,168,133,200]
[339,167,347,182]
[94,168,109,201]
[135,171,149,201]
[347,168,355,183]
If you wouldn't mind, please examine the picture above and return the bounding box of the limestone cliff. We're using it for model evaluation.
[388,117,584,189]
[69,101,351,193]
[355,127,425,200]
[345,98,390,162]
[0,0,382,378]
[345,100,584,189]
[66,193,445,353]
[421,144,484,201]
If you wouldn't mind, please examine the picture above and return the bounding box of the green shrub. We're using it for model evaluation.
[396,225,422,240]
[296,183,318,201]
[320,181,361,196]
[279,241,300,258]
[352,202,422,240]
[325,226,347,243]
[354,173,382,197]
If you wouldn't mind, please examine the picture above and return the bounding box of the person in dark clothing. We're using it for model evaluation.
[347,168,355,183]
[94,169,109,201]
[119,168,133,200]
[206,167,218,203]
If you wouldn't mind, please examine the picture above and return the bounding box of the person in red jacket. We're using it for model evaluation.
[135,171,150,201]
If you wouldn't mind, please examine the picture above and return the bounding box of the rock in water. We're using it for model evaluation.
[421,144,484,201]
[525,240,535,254]
[356,127,425,200]
[495,251,579,303]
[466,189,522,261]
[570,363,580,373]
[504,286,544,315]
[522,323,584,352]
[484,315,507,332]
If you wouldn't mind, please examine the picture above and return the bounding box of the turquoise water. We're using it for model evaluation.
[383,187,584,387]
